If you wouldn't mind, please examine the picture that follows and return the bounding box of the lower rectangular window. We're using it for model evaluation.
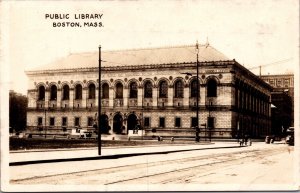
[38,117,43,126]
[49,117,55,126]
[87,117,94,127]
[159,117,165,128]
[144,117,150,127]
[175,117,181,127]
[75,117,80,127]
[207,117,215,128]
[191,117,197,127]
[62,117,67,126]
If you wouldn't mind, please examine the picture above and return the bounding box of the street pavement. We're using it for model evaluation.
[8,141,298,192]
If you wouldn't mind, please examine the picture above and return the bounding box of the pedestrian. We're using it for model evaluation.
[244,134,249,146]
[239,138,244,146]
[249,138,252,146]
[236,134,239,143]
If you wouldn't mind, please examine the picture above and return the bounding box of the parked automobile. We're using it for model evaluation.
[68,128,86,139]
[68,128,97,139]
[81,131,97,139]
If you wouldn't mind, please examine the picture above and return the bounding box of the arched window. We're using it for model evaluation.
[88,83,96,99]
[207,79,217,97]
[144,81,152,98]
[102,83,109,99]
[62,85,69,100]
[129,82,138,98]
[174,80,184,98]
[38,85,45,100]
[159,80,168,98]
[75,84,82,100]
[50,85,57,100]
[116,83,123,98]
[190,79,199,98]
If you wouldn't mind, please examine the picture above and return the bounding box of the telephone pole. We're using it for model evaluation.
[98,45,102,155]
[195,41,200,142]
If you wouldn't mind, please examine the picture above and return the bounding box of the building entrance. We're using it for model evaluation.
[127,114,138,133]
[113,113,123,134]
[100,114,109,134]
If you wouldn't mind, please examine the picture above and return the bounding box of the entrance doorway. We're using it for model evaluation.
[127,114,138,133]
[113,113,123,134]
[100,114,109,134]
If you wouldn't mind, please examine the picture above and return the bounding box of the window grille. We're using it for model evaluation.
[190,80,198,97]
[144,81,153,98]
[159,81,168,98]
[116,83,123,98]
[75,84,82,99]
[62,85,69,100]
[38,86,45,100]
[102,83,109,98]
[50,85,57,100]
[88,84,96,99]
[175,80,183,98]
[129,82,138,98]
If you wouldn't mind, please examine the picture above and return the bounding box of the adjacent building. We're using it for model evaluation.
[260,74,294,100]
[261,74,294,135]
[26,44,272,139]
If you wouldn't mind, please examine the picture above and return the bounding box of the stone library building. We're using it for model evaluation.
[26,44,272,140]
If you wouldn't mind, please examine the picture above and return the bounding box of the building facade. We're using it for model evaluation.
[261,74,294,135]
[26,45,272,139]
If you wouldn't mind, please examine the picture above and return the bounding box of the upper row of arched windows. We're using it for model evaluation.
[38,84,96,101]
[37,79,218,101]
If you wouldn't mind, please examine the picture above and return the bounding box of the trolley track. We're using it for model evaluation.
[105,147,285,185]
[10,146,287,185]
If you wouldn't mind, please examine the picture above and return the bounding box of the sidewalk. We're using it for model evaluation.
[10,142,242,166]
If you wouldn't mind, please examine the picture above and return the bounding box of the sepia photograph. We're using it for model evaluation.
[1,0,299,192]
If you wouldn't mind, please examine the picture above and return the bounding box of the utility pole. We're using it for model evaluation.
[195,41,200,142]
[259,65,261,77]
[98,45,102,155]
[181,42,200,142]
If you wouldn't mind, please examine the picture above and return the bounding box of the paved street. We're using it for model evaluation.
[9,142,298,191]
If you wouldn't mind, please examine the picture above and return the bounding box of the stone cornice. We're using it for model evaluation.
[27,105,235,112]
[232,61,273,91]
[25,60,236,75]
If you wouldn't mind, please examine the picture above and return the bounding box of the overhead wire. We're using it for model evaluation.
[248,58,293,70]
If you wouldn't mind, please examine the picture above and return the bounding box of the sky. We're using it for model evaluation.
[1,0,299,94]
